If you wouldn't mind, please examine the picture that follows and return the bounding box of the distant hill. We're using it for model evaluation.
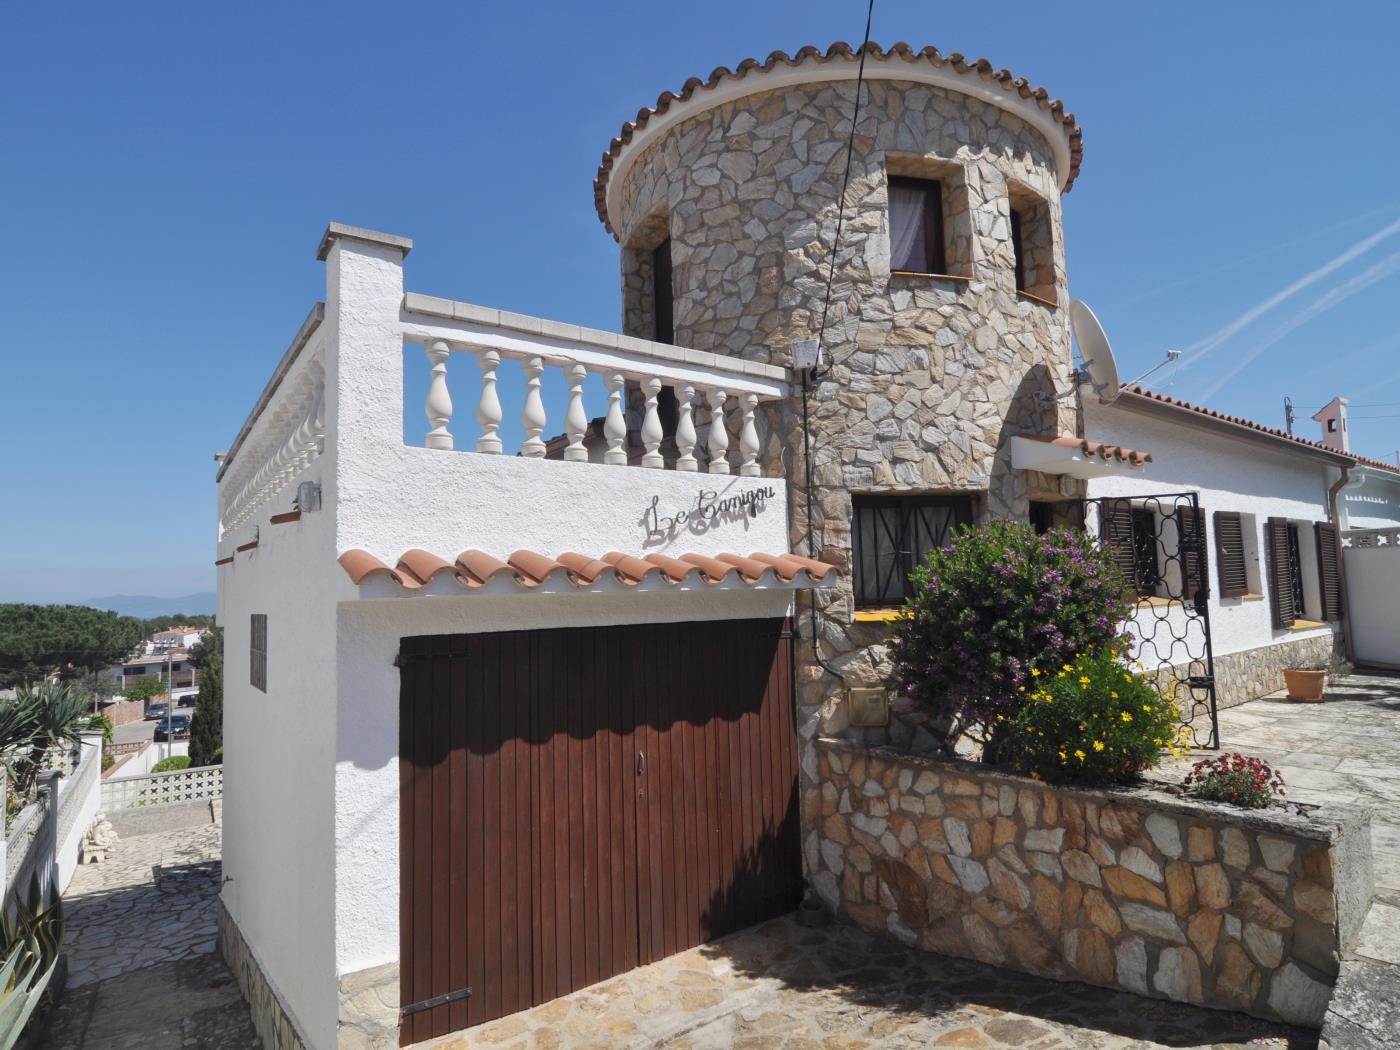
[86,592,217,618]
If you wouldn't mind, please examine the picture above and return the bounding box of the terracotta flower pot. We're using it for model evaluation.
[1284,668,1327,703]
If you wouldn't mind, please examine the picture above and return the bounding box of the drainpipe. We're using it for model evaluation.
[1327,463,1357,664]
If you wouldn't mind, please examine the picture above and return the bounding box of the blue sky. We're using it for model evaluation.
[3,1,1398,603]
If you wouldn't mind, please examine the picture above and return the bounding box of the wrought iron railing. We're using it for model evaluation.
[99,765,223,811]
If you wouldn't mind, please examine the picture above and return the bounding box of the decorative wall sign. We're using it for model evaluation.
[643,486,776,541]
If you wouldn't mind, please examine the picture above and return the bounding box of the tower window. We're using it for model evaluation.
[888,177,948,276]
[652,239,673,344]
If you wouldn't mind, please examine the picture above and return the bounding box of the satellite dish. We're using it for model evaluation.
[1069,300,1121,405]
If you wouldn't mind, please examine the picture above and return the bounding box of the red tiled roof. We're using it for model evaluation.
[338,548,839,593]
[1021,434,1152,466]
[1120,386,1400,474]
[594,42,1084,237]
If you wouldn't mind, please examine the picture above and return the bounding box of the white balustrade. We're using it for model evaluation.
[707,388,730,474]
[564,363,588,462]
[521,355,546,458]
[641,376,664,469]
[675,383,697,472]
[604,372,628,466]
[475,350,503,454]
[739,392,760,477]
[424,340,453,450]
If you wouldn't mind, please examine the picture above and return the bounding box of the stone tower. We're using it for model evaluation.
[595,41,1087,865]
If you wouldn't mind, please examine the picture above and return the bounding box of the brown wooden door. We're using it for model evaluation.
[398,618,798,1044]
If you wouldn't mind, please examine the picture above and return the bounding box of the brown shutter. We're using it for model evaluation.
[1213,512,1249,599]
[1177,505,1208,602]
[1315,521,1343,621]
[1265,518,1296,629]
[1100,500,1138,592]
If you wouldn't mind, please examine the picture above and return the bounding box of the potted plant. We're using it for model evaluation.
[1283,664,1327,702]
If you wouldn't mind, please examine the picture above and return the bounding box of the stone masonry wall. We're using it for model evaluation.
[810,740,1372,1028]
[1212,630,1342,710]
[217,896,311,1050]
[612,75,1085,894]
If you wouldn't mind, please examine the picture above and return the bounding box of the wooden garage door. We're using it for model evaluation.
[398,617,799,1044]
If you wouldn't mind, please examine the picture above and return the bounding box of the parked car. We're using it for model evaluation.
[175,693,198,708]
[145,703,169,721]
[154,714,190,741]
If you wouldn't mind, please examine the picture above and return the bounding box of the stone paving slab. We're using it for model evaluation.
[36,821,260,1050]
[418,915,1314,1050]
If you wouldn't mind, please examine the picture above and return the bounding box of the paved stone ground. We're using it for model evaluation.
[1160,672,1400,1049]
[37,818,260,1049]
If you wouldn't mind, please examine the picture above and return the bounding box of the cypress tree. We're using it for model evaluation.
[188,630,223,767]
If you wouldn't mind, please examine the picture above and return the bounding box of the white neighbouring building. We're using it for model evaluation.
[1082,384,1400,700]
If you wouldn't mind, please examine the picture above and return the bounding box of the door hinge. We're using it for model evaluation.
[401,986,472,1016]
[1186,674,1214,690]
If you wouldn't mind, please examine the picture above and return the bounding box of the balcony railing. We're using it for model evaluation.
[399,293,790,476]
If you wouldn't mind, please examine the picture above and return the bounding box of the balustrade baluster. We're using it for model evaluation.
[521,356,547,458]
[424,341,454,450]
[739,392,760,477]
[675,383,697,471]
[604,373,627,466]
[475,349,503,454]
[641,376,664,468]
[565,363,589,462]
[707,388,730,474]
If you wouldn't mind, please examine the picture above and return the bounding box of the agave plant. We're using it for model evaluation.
[0,874,64,1049]
[8,684,89,802]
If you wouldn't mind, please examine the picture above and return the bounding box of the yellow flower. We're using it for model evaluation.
[1110,691,1119,700]
[1074,749,1086,762]
[1017,686,1025,693]
[1078,676,1091,687]
[1063,664,1074,672]
[1029,770,1042,781]
[1058,751,1067,761]
[1142,704,1152,713]
[1093,740,1105,752]
[1123,674,1133,683]
[1030,668,1041,677]
[1120,711,1132,723]
[995,714,1005,722]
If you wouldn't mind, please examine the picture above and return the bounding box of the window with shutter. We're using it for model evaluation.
[250,613,267,693]
[1177,505,1208,602]
[1265,518,1297,629]
[1213,512,1249,599]
[851,494,972,607]
[1314,521,1343,621]
[1100,500,1139,593]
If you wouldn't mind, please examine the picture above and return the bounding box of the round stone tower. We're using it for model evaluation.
[595,40,1087,830]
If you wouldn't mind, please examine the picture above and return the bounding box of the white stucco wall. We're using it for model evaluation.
[1084,399,1340,660]
[1341,467,1400,529]
[1344,538,1400,666]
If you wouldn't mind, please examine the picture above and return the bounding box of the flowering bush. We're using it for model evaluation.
[1008,648,1185,785]
[1184,753,1285,809]
[888,520,1130,756]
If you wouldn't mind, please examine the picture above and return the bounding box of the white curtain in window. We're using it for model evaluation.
[889,183,928,272]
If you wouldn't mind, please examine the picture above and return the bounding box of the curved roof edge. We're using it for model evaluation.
[593,42,1085,239]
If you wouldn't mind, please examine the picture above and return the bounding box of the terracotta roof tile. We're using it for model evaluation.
[1022,434,1152,466]
[338,547,839,595]
[594,42,1084,236]
[1120,386,1399,474]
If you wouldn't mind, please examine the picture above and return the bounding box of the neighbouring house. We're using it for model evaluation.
[147,625,208,653]
[115,652,197,697]
[214,41,1386,1050]
[1081,385,1400,708]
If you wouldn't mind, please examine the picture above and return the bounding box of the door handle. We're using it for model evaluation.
[636,751,646,776]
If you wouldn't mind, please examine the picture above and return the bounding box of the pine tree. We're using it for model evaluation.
[188,629,223,766]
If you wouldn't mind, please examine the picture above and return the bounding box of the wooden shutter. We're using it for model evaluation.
[1213,512,1249,599]
[1177,505,1208,602]
[250,613,267,692]
[1100,500,1139,593]
[1265,518,1296,629]
[1314,521,1343,621]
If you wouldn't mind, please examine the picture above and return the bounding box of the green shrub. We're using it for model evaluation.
[1184,753,1285,809]
[1008,648,1185,786]
[888,521,1130,757]
[101,753,115,772]
[84,713,114,742]
[212,747,223,764]
[150,755,190,773]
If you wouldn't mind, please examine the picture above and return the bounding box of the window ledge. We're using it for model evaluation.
[1135,596,1181,609]
[854,608,905,623]
[1242,593,1265,602]
[1290,619,1328,631]
[890,271,973,283]
[1017,289,1060,309]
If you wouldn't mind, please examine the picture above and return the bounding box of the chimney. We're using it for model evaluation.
[1310,396,1349,452]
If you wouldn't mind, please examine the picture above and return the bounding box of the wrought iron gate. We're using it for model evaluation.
[1081,492,1220,749]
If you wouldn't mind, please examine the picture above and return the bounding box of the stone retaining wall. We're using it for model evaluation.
[1211,630,1342,710]
[810,740,1372,1027]
[217,896,310,1050]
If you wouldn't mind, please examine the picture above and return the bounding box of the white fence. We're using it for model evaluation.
[3,732,104,902]
[1343,526,1400,669]
[100,765,223,811]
